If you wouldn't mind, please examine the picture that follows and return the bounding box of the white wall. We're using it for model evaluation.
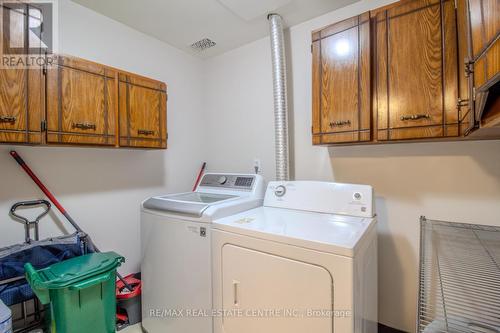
[203,0,500,331]
[0,0,206,274]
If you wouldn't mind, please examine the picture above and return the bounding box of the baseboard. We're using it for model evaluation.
[378,323,408,333]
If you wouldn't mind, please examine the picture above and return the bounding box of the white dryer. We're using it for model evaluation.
[141,173,265,333]
[212,181,377,333]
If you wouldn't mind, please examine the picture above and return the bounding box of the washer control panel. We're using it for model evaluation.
[199,174,256,190]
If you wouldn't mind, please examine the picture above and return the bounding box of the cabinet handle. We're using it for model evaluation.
[138,129,155,136]
[72,122,96,130]
[400,114,430,121]
[329,120,351,127]
[233,280,240,306]
[0,116,16,123]
[457,98,469,108]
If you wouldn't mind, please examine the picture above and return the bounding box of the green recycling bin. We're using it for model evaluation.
[25,252,124,333]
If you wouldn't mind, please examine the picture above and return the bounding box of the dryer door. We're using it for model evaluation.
[221,244,333,333]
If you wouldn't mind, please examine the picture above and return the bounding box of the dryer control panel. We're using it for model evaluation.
[264,181,375,218]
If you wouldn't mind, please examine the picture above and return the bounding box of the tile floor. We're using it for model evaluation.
[121,323,143,333]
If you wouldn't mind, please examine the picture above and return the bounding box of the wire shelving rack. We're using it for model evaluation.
[417,216,500,333]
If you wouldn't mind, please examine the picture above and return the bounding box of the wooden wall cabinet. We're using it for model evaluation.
[1,49,167,149]
[374,0,459,141]
[46,56,118,146]
[312,0,499,145]
[0,3,44,144]
[46,56,168,148]
[0,5,167,150]
[311,13,372,144]
[118,73,167,149]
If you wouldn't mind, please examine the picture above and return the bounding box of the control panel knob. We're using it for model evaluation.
[218,176,227,185]
[274,185,286,197]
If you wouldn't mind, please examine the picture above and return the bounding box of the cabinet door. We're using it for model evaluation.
[46,56,117,145]
[221,245,333,333]
[312,13,371,144]
[468,0,499,61]
[468,0,499,124]
[0,3,43,144]
[456,0,475,135]
[375,0,459,140]
[118,73,167,149]
[471,43,499,102]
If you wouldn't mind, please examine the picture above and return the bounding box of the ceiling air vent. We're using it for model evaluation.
[190,38,217,52]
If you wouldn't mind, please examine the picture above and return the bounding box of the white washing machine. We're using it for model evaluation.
[141,173,265,333]
[212,181,377,333]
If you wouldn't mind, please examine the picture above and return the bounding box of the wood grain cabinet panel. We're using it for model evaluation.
[46,56,117,146]
[469,0,499,60]
[465,0,500,130]
[312,13,371,144]
[118,73,167,149]
[0,3,43,144]
[374,0,459,141]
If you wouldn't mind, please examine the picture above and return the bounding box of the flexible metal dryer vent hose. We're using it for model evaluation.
[268,13,290,181]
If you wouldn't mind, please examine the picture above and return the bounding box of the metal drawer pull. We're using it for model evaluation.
[329,120,351,127]
[400,114,430,121]
[138,129,155,136]
[72,122,96,130]
[0,116,16,123]
[457,98,469,108]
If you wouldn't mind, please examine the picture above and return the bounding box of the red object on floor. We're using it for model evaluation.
[116,313,128,322]
[116,274,141,299]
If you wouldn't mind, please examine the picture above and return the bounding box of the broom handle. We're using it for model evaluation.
[10,151,134,291]
[10,151,83,233]
[192,162,206,191]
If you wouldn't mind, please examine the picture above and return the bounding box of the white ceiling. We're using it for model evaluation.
[70,0,358,58]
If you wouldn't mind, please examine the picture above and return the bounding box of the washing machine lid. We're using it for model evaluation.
[142,173,266,219]
[143,192,238,217]
[213,207,376,257]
